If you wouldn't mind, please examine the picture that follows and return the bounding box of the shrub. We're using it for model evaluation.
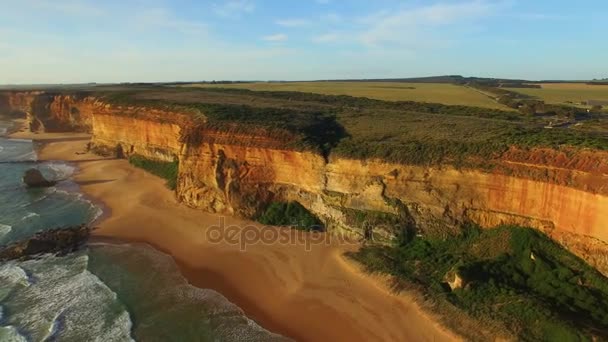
[128,155,179,190]
[257,201,323,231]
[351,225,608,340]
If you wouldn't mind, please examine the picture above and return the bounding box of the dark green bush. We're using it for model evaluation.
[257,202,323,231]
[128,155,179,190]
[351,225,608,341]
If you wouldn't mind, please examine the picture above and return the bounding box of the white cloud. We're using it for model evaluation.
[276,18,311,27]
[134,8,207,35]
[321,13,342,23]
[312,32,341,43]
[214,0,255,18]
[262,33,288,42]
[511,13,565,21]
[14,0,104,16]
[360,0,497,46]
[275,13,341,28]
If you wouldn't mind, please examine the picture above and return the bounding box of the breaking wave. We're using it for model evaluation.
[0,224,11,239]
[0,253,134,342]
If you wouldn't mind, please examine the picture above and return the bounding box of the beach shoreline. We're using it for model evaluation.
[9,125,459,342]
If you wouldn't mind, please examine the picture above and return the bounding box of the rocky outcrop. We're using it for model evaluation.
[23,168,57,188]
[2,90,608,274]
[444,268,466,291]
[0,226,91,261]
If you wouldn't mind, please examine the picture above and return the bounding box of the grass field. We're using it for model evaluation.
[183,82,510,109]
[506,83,608,106]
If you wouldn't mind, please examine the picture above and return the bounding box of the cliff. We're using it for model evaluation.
[0,91,96,132]
[2,90,607,274]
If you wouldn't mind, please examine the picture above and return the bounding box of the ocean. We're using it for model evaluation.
[0,119,287,342]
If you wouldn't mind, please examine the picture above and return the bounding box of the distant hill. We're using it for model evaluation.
[310,76,593,85]
[310,75,533,84]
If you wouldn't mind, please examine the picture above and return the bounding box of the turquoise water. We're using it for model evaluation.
[0,120,288,342]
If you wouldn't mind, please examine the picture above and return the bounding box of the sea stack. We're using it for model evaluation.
[0,225,91,261]
[23,168,57,188]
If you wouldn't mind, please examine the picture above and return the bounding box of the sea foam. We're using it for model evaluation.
[1,253,134,342]
[44,162,76,181]
[0,224,11,238]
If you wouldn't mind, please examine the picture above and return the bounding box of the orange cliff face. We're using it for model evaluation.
[91,113,184,161]
[0,91,96,132]
[0,91,43,123]
[2,91,607,274]
[326,158,608,272]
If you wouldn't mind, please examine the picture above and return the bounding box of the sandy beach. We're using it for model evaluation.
[10,125,459,342]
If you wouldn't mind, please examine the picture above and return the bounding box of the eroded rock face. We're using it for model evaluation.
[23,168,57,188]
[0,226,91,261]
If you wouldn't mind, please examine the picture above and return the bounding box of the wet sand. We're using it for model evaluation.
[10,127,459,342]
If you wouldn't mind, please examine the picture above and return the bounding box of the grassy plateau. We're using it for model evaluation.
[182,81,511,109]
[87,86,608,168]
[506,83,608,106]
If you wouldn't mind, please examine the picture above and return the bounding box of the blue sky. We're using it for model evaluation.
[0,0,606,83]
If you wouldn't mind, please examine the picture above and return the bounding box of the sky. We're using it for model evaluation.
[0,0,607,84]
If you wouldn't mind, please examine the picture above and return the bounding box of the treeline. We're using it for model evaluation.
[469,80,541,89]
[499,83,541,88]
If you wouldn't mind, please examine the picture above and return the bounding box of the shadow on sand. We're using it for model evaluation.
[76,179,117,186]
[33,136,91,144]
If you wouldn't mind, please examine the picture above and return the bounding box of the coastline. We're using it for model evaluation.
[9,126,459,342]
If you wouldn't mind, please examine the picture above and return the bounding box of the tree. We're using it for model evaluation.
[591,105,603,112]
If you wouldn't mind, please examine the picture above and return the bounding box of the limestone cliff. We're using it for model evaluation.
[0,91,95,132]
[1,91,607,274]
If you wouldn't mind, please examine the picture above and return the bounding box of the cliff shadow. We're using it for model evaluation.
[76,179,117,186]
[32,136,91,143]
[304,114,350,160]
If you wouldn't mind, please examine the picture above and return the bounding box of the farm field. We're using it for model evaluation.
[506,83,608,106]
[183,81,510,109]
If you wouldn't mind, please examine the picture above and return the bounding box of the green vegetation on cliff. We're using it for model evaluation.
[95,87,608,168]
[257,201,324,231]
[128,155,179,190]
[191,87,520,120]
[7,85,607,168]
[351,225,608,341]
